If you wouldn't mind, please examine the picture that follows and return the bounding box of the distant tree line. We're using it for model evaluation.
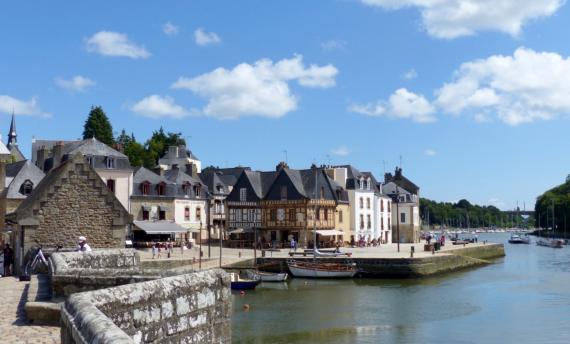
[420,198,527,228]
[534,175,570,232]
[82,105,186,168]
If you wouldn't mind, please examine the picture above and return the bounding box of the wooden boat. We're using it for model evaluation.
[246,270,289,282]
[536,238,563,248]
[287,260,358,278]
[230,272,260,290]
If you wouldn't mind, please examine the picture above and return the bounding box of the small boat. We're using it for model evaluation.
[230,272,260,290]
[246,270,289,282]
[508,234,525,244]
[536,238,564,248]
[287,260,358,278]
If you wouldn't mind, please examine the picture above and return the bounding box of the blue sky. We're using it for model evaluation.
[2,0,570,210]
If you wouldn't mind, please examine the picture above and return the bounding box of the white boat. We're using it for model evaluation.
[246,270,289,282]
[508,234,529,244]
[536,238,563,248]
[287,260,358,278]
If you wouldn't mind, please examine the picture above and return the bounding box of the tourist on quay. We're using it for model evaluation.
[75,236,92,252]
[152,243,157,259]
[157,243,162,259]
[2,243,14,277]
[427,234,432,245]
[290,238,297,252]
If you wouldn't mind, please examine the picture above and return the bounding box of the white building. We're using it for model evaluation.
[376,191,393,244]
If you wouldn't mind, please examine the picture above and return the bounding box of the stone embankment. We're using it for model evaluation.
[256,243,505,278]
[61,269,231,344]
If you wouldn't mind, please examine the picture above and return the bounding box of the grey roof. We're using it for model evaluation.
[199,171,230,196]
[200,167,249,189]
[159,145,200,164]
[384,167,419,194]
[61,138,127,158]
[164,167,208,199]
[31,139,77,165]
[3,160,45,199]
[244,170,277,198]
[265,167,340,201]
[133,221,194,234]
[332,164,380,192]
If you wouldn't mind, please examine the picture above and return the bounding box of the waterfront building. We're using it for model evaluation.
[6,113,25,162]
[383,167,421,243]
[260,163,342,248]
[158,145,201,173]
[326,165,380,244]
[226,169,276,246]
[376,188,392,244]
[7,153,132,274]
[31,138,133,211]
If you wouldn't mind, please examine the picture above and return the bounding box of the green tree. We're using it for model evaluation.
[144,127,186,166]
[83,106,114,145]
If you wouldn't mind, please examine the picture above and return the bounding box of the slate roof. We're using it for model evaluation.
[384,167,419,194]
[2,160,45,199]
[243,170,277,199]
[265,167,341,201]
[199,171,230,196]
[164,167,208,199]
[331,165,380,192]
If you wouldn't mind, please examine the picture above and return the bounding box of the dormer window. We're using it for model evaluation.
[157,182,166,196]
[86,155,94,166]
[193,185,201,197]
[216,185,223,193]
[106,157,115,169]
[367,178,371,190]
[182,182,192,196]
[141,181,151,195]
[20,180,34,196]
[360,178,365,190]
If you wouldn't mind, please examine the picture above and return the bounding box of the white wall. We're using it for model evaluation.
[175,199,207,229]
[96,170,133,211]
[375,195,392,243]
[349,190,375,241]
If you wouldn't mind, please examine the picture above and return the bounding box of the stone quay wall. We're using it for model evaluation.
[50,249,157,297]
[61,269,231,344]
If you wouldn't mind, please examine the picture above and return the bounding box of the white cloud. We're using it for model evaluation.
[321,40,347,51]
[171,55,338,119]
[331,146,351,156]
[474,113,492,123]
[194,28,221,46]
[402,68,418,80]
[436,47,570,125]
[0,95,50,117]
[130,95,192,119]
[424,149,437,156]
[163,22,179,35]
[361,0,563,39]
[55,75,96,92]
[349,88,436,123]
[85,31,150,59]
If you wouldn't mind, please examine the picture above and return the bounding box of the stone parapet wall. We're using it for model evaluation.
[61,269,231,344]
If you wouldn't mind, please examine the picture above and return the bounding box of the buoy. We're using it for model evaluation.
[240,291,246,296]
[243,304,250,311]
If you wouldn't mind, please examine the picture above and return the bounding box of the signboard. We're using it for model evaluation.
[277,208,285,221]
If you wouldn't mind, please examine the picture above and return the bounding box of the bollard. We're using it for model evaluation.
[410,246,415,258]
[238,251,242,258]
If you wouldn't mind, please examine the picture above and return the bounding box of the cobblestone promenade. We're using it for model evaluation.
[0,277,60,344]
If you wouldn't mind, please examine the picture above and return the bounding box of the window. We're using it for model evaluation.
[86,155,94,166]
[381,200,384,212]
[157,182,166,196]
[367,178,371,190]
[401,213,406,223]
[363,180,368,189]
[242,209,248,221]
[184,207,190,221]
[289,208,296,221]
[270,209,277,221]
[182,182,192,196]
[316,208,321,220]
[366,198,370,209]
[159,210,166,220]
[359,197,363,209]
[193,185,201,197]
[20,180,34,196]
[106,157,115,169]
[388,202,391,212]
[339,210,343,223]
[142,210,149,220]
[239,188,247,202]
[381,218,384,230]
[106,179,115,193]
[280,186,287,200]
[324,209,328,220]
[141,181,151,195]
[216,185,223,193]
[359,178,364,190]
[360,215,364,229]
[367,215,371,229]
[196,208,201,222]
[388,219,391,228]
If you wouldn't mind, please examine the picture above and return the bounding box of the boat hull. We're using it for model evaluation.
[231,281,260,290]
[536,239,564,248]
[247,270,289,282]
[287,261,357,278]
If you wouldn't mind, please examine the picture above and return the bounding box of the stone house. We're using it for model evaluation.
[31,137,133,211]
[7,154,132,273]
[383,167,421,243]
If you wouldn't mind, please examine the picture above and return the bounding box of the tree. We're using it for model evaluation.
[144,127,186,166]
[116,129,133,147]
[83,106,114,145]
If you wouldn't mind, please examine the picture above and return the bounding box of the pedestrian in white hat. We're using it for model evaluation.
[75,236,92,252]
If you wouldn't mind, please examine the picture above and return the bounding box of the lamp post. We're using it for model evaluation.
[199,221,202,270]
[396,196,400,253]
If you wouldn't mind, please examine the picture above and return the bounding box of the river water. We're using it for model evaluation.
[231,233,570,344]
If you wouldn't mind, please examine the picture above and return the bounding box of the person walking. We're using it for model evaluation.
[157,243,162,259]
[152,243,157,259]
[2,244,14,277]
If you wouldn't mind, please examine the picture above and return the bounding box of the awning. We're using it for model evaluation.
[313,229,344,236]
[141,205,151,211]
[228,228,253,234]
[133,221,196,234]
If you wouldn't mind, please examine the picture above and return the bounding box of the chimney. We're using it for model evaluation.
[153,167,164,176]
[185,163,193,176]
[53,141,64,169]
[168,146,178,158]
[185,163,198,178]
[37,146,46,171]
[275,161,289,171]
[178,145,186,158]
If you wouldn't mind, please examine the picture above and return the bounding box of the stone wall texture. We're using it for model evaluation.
[61,269,231,344]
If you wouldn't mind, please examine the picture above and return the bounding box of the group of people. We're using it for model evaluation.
[151,241,193,259]
[351,237,386,248]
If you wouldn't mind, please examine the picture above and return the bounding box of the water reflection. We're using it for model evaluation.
[232,233,570,344]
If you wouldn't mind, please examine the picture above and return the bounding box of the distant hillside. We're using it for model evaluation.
[420,198,527,228]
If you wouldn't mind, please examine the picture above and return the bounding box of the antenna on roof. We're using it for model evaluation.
[283,150,288,164]
[382,160,386,175]
[399,155,403,169]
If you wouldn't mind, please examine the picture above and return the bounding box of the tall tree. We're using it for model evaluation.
[144,127,186,166]
[83,106,114,145]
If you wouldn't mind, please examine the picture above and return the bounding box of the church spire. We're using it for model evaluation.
[7,110,17,148]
